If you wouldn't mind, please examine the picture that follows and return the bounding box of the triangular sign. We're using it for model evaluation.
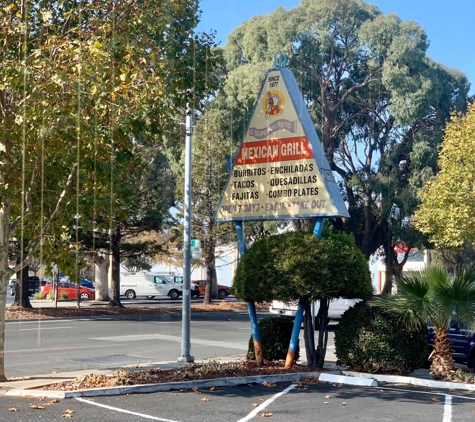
[214,66,350,222]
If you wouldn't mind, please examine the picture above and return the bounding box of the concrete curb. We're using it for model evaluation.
[320,373,377,387]
[4,371,382,399]
[343,370,475,391]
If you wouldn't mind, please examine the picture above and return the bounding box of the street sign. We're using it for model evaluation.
[191,239,201,260]
[214,67,350,222]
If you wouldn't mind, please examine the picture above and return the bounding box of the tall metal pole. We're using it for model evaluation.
[178,105,194,363]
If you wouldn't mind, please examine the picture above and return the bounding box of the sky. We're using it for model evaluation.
[197,0,475,95]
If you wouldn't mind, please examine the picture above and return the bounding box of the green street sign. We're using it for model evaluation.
[191,239,201,259]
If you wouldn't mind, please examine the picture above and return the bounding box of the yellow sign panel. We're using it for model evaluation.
[215,68,349,222]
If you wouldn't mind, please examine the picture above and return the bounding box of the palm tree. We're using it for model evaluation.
[372,265,475,380]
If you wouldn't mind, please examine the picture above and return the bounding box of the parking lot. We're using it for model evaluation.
[3,380,475,421]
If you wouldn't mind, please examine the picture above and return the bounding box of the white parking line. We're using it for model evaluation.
[20,326,72,331]
[75,397,181,421]
[91,333,248,350]
[380,386,457,422]
[443,395,452,422]
[6,319,88,325]
[236,383,297,422]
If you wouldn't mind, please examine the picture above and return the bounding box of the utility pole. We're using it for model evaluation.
[178,105,194,363]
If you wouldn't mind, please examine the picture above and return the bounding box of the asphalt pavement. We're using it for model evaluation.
[2,297,475,422]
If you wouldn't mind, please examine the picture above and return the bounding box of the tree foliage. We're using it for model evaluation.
[414,102,475,249]
[233,229,372,303]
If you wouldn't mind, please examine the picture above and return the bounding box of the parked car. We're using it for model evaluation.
[9,276,44,296]
[269,298,361,321]
[172,276,200,298]
[192,280,230,299]
[80,279,94,289]
[120,273,186,300]
[427,324,475,369]
[40,282,94,300]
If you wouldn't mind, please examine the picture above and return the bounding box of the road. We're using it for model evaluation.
[4,309,267,378]
[4,303,339,379]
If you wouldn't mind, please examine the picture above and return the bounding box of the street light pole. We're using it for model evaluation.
[178,104,194,363]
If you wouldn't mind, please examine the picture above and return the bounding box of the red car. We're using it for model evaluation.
[41,282,94,300]
[192,280,230,299]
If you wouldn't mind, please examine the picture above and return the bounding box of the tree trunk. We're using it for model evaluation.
[108,225,123,308]
[292,218,315,232]
[303,302,316,367]
[12,265,32,309]
[0,202,11,381]
[316,299,330,368]
[203,235,216,305]
[430,328,456,380]
[382,228,394,294]
[94,251,110,301]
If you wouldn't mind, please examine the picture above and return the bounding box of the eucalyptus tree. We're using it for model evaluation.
[222,0,469,292]
[0,0,220,381]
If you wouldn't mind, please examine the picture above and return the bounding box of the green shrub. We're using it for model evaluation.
[247,316,299,362]
[59,291,68,300]
[46,292,54,300]
[33,292,43,300]
[335,302,427,375]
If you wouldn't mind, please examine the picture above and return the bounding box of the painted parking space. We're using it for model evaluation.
[4,381,475,421]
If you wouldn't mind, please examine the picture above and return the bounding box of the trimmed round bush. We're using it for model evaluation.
[247,316,300,362]
[335,302,427,375]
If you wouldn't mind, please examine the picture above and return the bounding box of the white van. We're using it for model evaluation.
[120,273,184,299]
[269,298,360,320]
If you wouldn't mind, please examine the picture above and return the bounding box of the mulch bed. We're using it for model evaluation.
[39,360,325,391]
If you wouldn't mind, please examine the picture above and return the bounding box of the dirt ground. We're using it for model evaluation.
[5,300,251,320]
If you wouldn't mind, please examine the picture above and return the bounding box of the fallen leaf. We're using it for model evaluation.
[342,402,347,405]
[201,398,210,402]
[61,414,72,418]
[471,409,475,414]
[49,399,60,404]
[192,387,201,394]
[261,413,273,417]
[52,371,58,374]
[431,398,440,402]
[9,408,18,412]
[64,409,74,414]
[252,403,259,407]
[325,395,331,398]
[324,401,329,405]
[210,387,217,392]
[262,381,276,388]
[30,405,44,410]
